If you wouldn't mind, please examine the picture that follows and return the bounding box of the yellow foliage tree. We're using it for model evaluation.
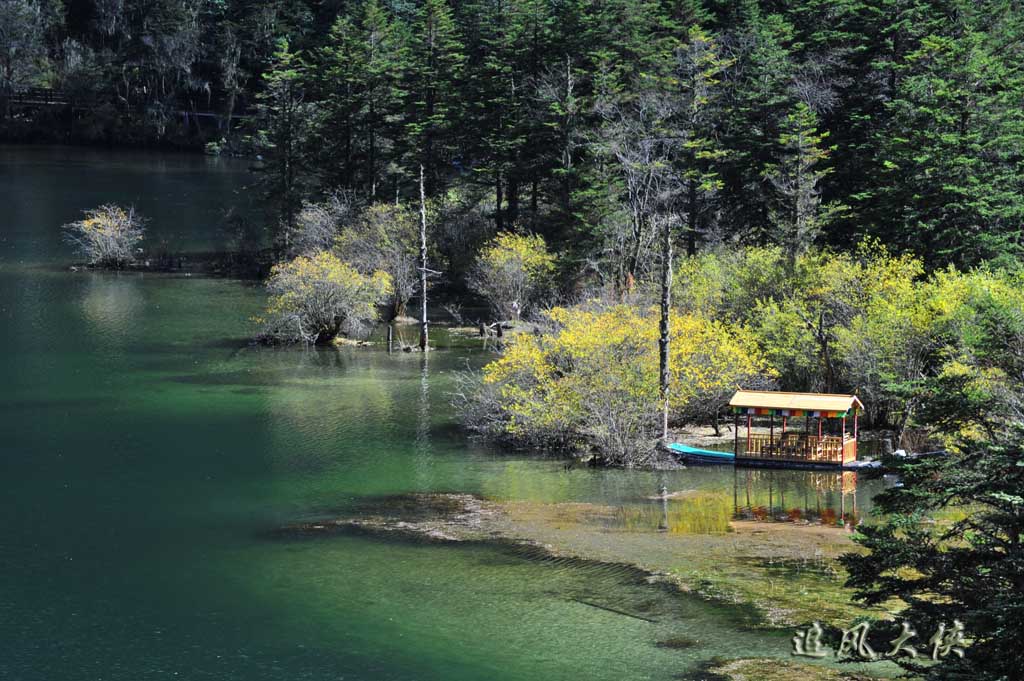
[481,303,772,465]
[258,251,392,344]
[469,232,555,321]
[62,204,145,269]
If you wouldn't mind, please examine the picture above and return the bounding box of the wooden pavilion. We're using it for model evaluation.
[730,390,864,467]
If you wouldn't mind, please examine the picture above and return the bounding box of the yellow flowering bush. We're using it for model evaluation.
[258,251,392,344]
[62,204,145,268]
[479,303,772,464]
[469,232,555,320]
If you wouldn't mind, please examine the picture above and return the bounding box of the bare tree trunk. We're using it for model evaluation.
[507,174,519,226]
[419,165,429,351]
[658,216,672,440]
[495,171,504,231]
[530,174,539,228]
[686,179,698,256]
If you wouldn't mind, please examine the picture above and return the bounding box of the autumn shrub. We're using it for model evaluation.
[335,203,419,320]
[673,243,1024,439]
[286,193,358,257]
[63,204,145,268]
[256,251,392,344]
[469,232,555,321]
[463,302,772,466]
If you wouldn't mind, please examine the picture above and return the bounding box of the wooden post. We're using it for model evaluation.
[734,412,739,457]
[418,165,429,351]
[746,414,752,452]
[853,410,859,458]
[841,481,846,526]
[769,413,775,457]
[732,467,738,516]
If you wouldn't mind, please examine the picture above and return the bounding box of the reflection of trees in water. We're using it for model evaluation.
[480,460,578,503]
[260,346,395,474]
[733,468,863,524]
[80,272,144,344]
[413,352,434,487]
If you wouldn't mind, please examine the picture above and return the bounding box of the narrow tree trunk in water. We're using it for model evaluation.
[419,165,429,351]
[658,216,672,440]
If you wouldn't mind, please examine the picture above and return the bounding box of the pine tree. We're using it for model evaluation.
[763,102,843,265]
[674,27,729,255]
[715,7,798,244]
[255,38,315,248]
[316,1,407,198]
[315,13,365,190]
[867,26,1024,266]
[402,0,467,196]
[843,423,1024,680]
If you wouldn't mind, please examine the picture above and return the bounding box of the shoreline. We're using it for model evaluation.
[272,493,895,680]
[272,492,894,630]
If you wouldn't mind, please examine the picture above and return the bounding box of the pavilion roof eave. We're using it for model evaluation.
[729,390,864,415]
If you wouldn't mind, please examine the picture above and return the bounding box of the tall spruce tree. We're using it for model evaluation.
[866,25,1024,266]
[402,0,466,195]
[256,38,315,247]
[763,102,843,264]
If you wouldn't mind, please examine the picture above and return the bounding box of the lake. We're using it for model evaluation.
[0,146,888,680]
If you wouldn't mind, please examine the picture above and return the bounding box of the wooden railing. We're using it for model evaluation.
[740,433,856,465]
[5,87,251,119]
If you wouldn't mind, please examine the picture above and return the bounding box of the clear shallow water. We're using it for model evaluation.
[0,146,886,680]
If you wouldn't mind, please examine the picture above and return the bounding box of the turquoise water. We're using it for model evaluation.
[0,146,885,680]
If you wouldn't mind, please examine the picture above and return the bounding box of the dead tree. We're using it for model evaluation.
[658,214,672,440]
[418,165,429,351]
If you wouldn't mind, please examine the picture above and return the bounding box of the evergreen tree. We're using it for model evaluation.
[763,102,843,264]
[674,27,729,255]
[401,0,466,195]
[843,423,1024,680]
[255,39,315,246]
[317,1,407,198]
[866,26,1024,266]
[715,7,798,243]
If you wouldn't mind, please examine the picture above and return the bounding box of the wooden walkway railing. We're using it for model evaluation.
[739,433,856,465]
[5,87,251,120]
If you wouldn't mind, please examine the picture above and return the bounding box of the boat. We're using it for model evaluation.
[667,443,735,465]
[842,459,882,470]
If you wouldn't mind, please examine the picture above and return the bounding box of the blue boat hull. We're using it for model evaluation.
[667,443,735,465]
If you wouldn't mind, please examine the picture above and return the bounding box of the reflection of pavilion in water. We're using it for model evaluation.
[732,468,861,526]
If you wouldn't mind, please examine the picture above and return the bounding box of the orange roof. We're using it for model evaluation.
[729,390,863,413]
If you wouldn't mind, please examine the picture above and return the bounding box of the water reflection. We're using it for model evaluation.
[258,346,397,474]
[80,272,144,346]
[575,466,891,535]
[612,490,734,534]
[732,468,863,526]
